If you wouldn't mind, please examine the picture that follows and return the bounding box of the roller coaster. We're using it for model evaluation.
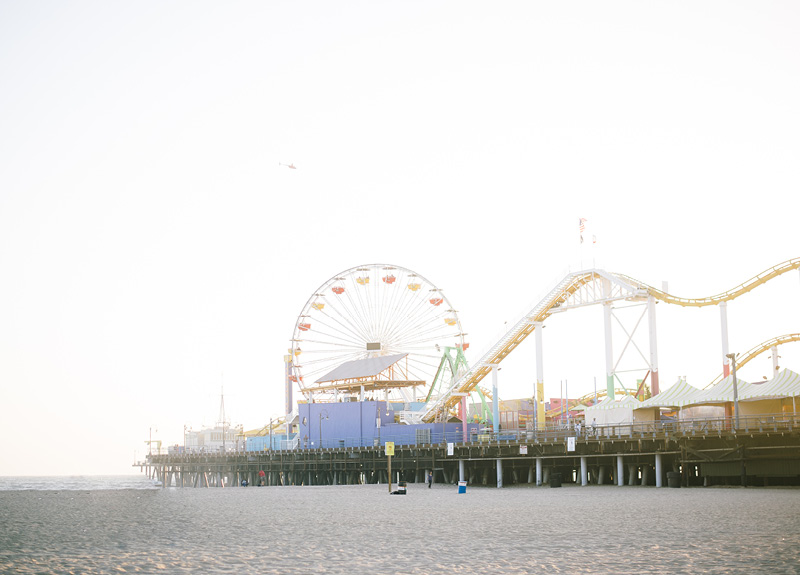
[705,333,800,388]
[420,258,800,423]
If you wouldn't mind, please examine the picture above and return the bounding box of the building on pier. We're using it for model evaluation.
[185,424,244,453]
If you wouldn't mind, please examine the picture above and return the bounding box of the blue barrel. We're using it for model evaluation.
[458,481,467,494]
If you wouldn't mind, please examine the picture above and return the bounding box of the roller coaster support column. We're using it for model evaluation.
[720,301,731,377]
[535,322,545,430]
[603,300,615,400]
[648,295,660,396]
[771,345,780,374]
[461,396,468,443]
[492,365,500,434]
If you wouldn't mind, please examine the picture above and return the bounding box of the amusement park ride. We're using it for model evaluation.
[274,258,800,436]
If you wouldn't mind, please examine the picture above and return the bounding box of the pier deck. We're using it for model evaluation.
[138,417,800,488]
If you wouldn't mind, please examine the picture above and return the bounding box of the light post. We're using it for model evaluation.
[319,409,329,449]
[726,353,740,429]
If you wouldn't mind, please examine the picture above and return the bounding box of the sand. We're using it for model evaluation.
[1,483,799,574]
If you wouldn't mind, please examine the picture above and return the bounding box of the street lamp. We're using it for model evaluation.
[319,409,329,449]
[726,353,740,429]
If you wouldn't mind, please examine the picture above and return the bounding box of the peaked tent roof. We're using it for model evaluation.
[740,369,800,400]
[636,378,703,409]
[586,394,642,410]
[315,353,408,384]
[684,374,754,406]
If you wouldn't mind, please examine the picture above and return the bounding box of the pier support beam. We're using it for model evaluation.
[617,456,624,486]
[628,464,637,486]
[536,458,543,486]
[655,453,663,487]
[580,457,588,486]
[459,460,466,483]
[496,459,503,489]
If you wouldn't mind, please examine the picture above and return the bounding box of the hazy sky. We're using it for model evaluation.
[2,1,798,475]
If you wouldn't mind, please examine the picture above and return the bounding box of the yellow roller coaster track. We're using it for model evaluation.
[616,257,800,307]
[423,257,800,422]
[543,387,639,419]
[243,416,286,437]
[705,333,800,388]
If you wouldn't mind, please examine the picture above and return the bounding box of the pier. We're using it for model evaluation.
[138,414,800,489]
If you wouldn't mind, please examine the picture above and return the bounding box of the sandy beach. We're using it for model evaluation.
[1,483,799,574]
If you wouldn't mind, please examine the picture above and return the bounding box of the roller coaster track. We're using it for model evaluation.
[420,258,800,423]
[616,257,800,307]
[543,387,637,419]
[244,417,286,437]
[705,333,800,388]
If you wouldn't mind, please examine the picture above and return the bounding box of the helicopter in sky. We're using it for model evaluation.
[279,162,296,169]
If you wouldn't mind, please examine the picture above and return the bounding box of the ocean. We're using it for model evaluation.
[1,477,799,574]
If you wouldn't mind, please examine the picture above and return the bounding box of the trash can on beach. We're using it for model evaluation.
[667,471,681,488]
[398,481,407,495]
[458,481,467,494]
[550,472,562,488]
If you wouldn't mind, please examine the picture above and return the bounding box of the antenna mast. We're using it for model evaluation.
[217,385,229,451]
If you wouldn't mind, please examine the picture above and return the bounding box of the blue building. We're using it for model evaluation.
[297,401,482,449]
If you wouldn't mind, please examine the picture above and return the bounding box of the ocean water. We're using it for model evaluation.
[0,475,159,491]
[0,479,798,574]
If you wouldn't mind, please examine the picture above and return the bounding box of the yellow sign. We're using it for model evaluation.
[385,442,395,456]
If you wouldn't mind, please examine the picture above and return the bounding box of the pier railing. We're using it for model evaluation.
[143,413,797,460]
[192,412,797,455]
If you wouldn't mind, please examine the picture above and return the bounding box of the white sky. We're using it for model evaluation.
[1,1,798,476]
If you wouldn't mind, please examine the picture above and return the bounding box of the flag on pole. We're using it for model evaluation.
[579,218,587,243]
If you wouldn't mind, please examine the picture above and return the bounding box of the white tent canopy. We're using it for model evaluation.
[684,374,754,406]
[740,369,800,401]
[585,394,642,433]
[589,394,642,410]
[636,378,703,409]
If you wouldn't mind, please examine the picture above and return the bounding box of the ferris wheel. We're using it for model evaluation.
[290,264,465,403]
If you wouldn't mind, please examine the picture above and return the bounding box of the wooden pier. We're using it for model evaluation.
[138,418,800,488]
